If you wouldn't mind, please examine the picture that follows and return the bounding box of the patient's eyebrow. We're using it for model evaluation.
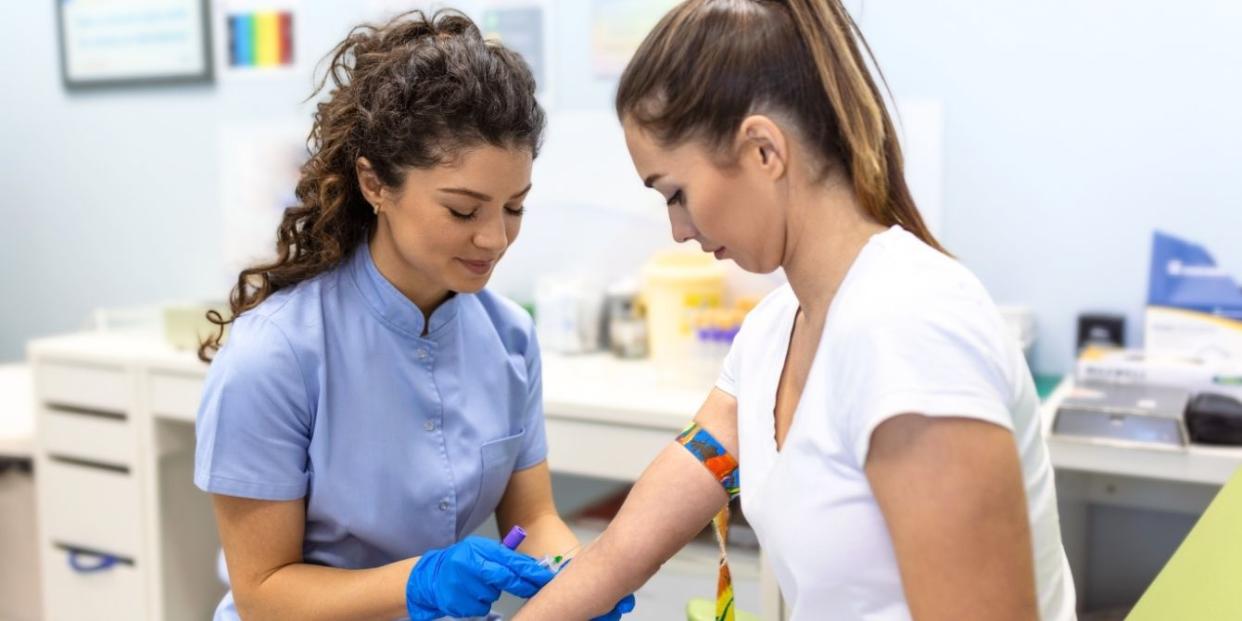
[438,183,532,202]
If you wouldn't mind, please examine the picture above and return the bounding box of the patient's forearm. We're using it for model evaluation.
[515,443,728,619]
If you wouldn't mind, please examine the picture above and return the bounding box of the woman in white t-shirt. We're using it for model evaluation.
[517,1,1076,620]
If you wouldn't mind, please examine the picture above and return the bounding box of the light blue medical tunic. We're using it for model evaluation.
[194,242,547,620]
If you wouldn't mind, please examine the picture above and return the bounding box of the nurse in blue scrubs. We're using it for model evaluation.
[193,10,632,621]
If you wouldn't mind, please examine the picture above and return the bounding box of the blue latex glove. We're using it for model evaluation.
[591,592,636,621]
[405,536,555,620]
[557,558,637,621]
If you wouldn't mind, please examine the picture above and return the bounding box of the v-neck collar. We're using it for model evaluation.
[762,225,898,456]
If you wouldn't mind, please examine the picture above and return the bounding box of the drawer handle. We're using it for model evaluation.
[46,403,126,421]
[68,549,119,574]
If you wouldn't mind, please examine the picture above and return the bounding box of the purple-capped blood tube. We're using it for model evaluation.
[502,525,527,550]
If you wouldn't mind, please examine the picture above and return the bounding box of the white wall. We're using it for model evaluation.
[849,0,1242,372]
[0,1,350,359]
[3,1,1241,373]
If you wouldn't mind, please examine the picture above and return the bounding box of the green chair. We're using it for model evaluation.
[685,598,759,621]
[1128,467,1242,620]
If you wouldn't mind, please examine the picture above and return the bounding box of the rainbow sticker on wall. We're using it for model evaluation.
[227,11,293,68]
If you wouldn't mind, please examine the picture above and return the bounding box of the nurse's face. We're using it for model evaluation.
[623,118,788,274]
[370,145,533,297]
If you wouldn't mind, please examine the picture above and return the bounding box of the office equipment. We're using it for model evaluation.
[1053,383,1190,449]
[1186,393,1242,446]
[1077,313,1125,350]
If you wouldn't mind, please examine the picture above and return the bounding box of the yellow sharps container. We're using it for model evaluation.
[641,251,727,370]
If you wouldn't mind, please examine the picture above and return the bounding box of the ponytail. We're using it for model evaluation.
[616,0,945,253]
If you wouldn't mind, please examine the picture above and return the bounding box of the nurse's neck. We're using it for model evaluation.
[780,176,886,326]
[368,231,452,335]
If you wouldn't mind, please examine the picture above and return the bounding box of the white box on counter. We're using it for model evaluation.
[1077,345,1242,401]
[1145,306,1242,362]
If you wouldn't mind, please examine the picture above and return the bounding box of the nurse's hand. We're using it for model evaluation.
[557,558,636,620]
[591,592,636,620]
[405,536,555,620]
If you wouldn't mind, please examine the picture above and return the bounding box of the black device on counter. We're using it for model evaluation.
[1185,393,1242,446]
[1077,312,1126,350]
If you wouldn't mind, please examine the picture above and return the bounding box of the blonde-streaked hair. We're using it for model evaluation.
[616,0,945,254]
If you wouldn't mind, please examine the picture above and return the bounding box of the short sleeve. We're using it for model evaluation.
[715,335,742,397]
[514,324,549,470]
[194,314,313,501]
[844,297,1015,468]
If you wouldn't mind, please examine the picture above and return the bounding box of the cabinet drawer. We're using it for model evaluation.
[148,371,205,422]
[37,362,129,413]
[41,543,144,621]
[39,459,143,559]
[40,406,133,468]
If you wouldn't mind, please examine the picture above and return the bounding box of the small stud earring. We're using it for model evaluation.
[372,203,380,215]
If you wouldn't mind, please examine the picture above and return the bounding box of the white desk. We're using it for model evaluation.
[27,332,784,620]
[1039,378,1242,607]
[1041,378,1242,486]
[44,330,1242,619]
[542,353,707,480]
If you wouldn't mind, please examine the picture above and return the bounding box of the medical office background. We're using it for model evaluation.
[1,0,1241,620]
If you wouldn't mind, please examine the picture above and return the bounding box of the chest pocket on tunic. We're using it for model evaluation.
[461,428,526,536]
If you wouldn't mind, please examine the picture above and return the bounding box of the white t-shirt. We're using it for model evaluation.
[717,226,1075,620]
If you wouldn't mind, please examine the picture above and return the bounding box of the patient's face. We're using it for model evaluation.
[623,118,787,274]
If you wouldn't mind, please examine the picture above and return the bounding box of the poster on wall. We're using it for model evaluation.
[479,0,552,103]
[590,0,676,79]
[56,0,214,88]
[213,0,300,77]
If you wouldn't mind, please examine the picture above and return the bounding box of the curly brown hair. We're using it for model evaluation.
[199,8,546,362]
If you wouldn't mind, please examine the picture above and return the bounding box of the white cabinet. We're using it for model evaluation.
[40,405,135,468]
[148,371,205,423]
[29,333,223,621]
[27,334,787,620]
[35,362,130,414]
[42,543,144,621]
[40,458,144,558]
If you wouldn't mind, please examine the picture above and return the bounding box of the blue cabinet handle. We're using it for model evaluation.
[67,549,119,573]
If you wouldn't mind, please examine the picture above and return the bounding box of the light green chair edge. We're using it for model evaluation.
[1127,466,1242,620]
[686,597,760,621]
